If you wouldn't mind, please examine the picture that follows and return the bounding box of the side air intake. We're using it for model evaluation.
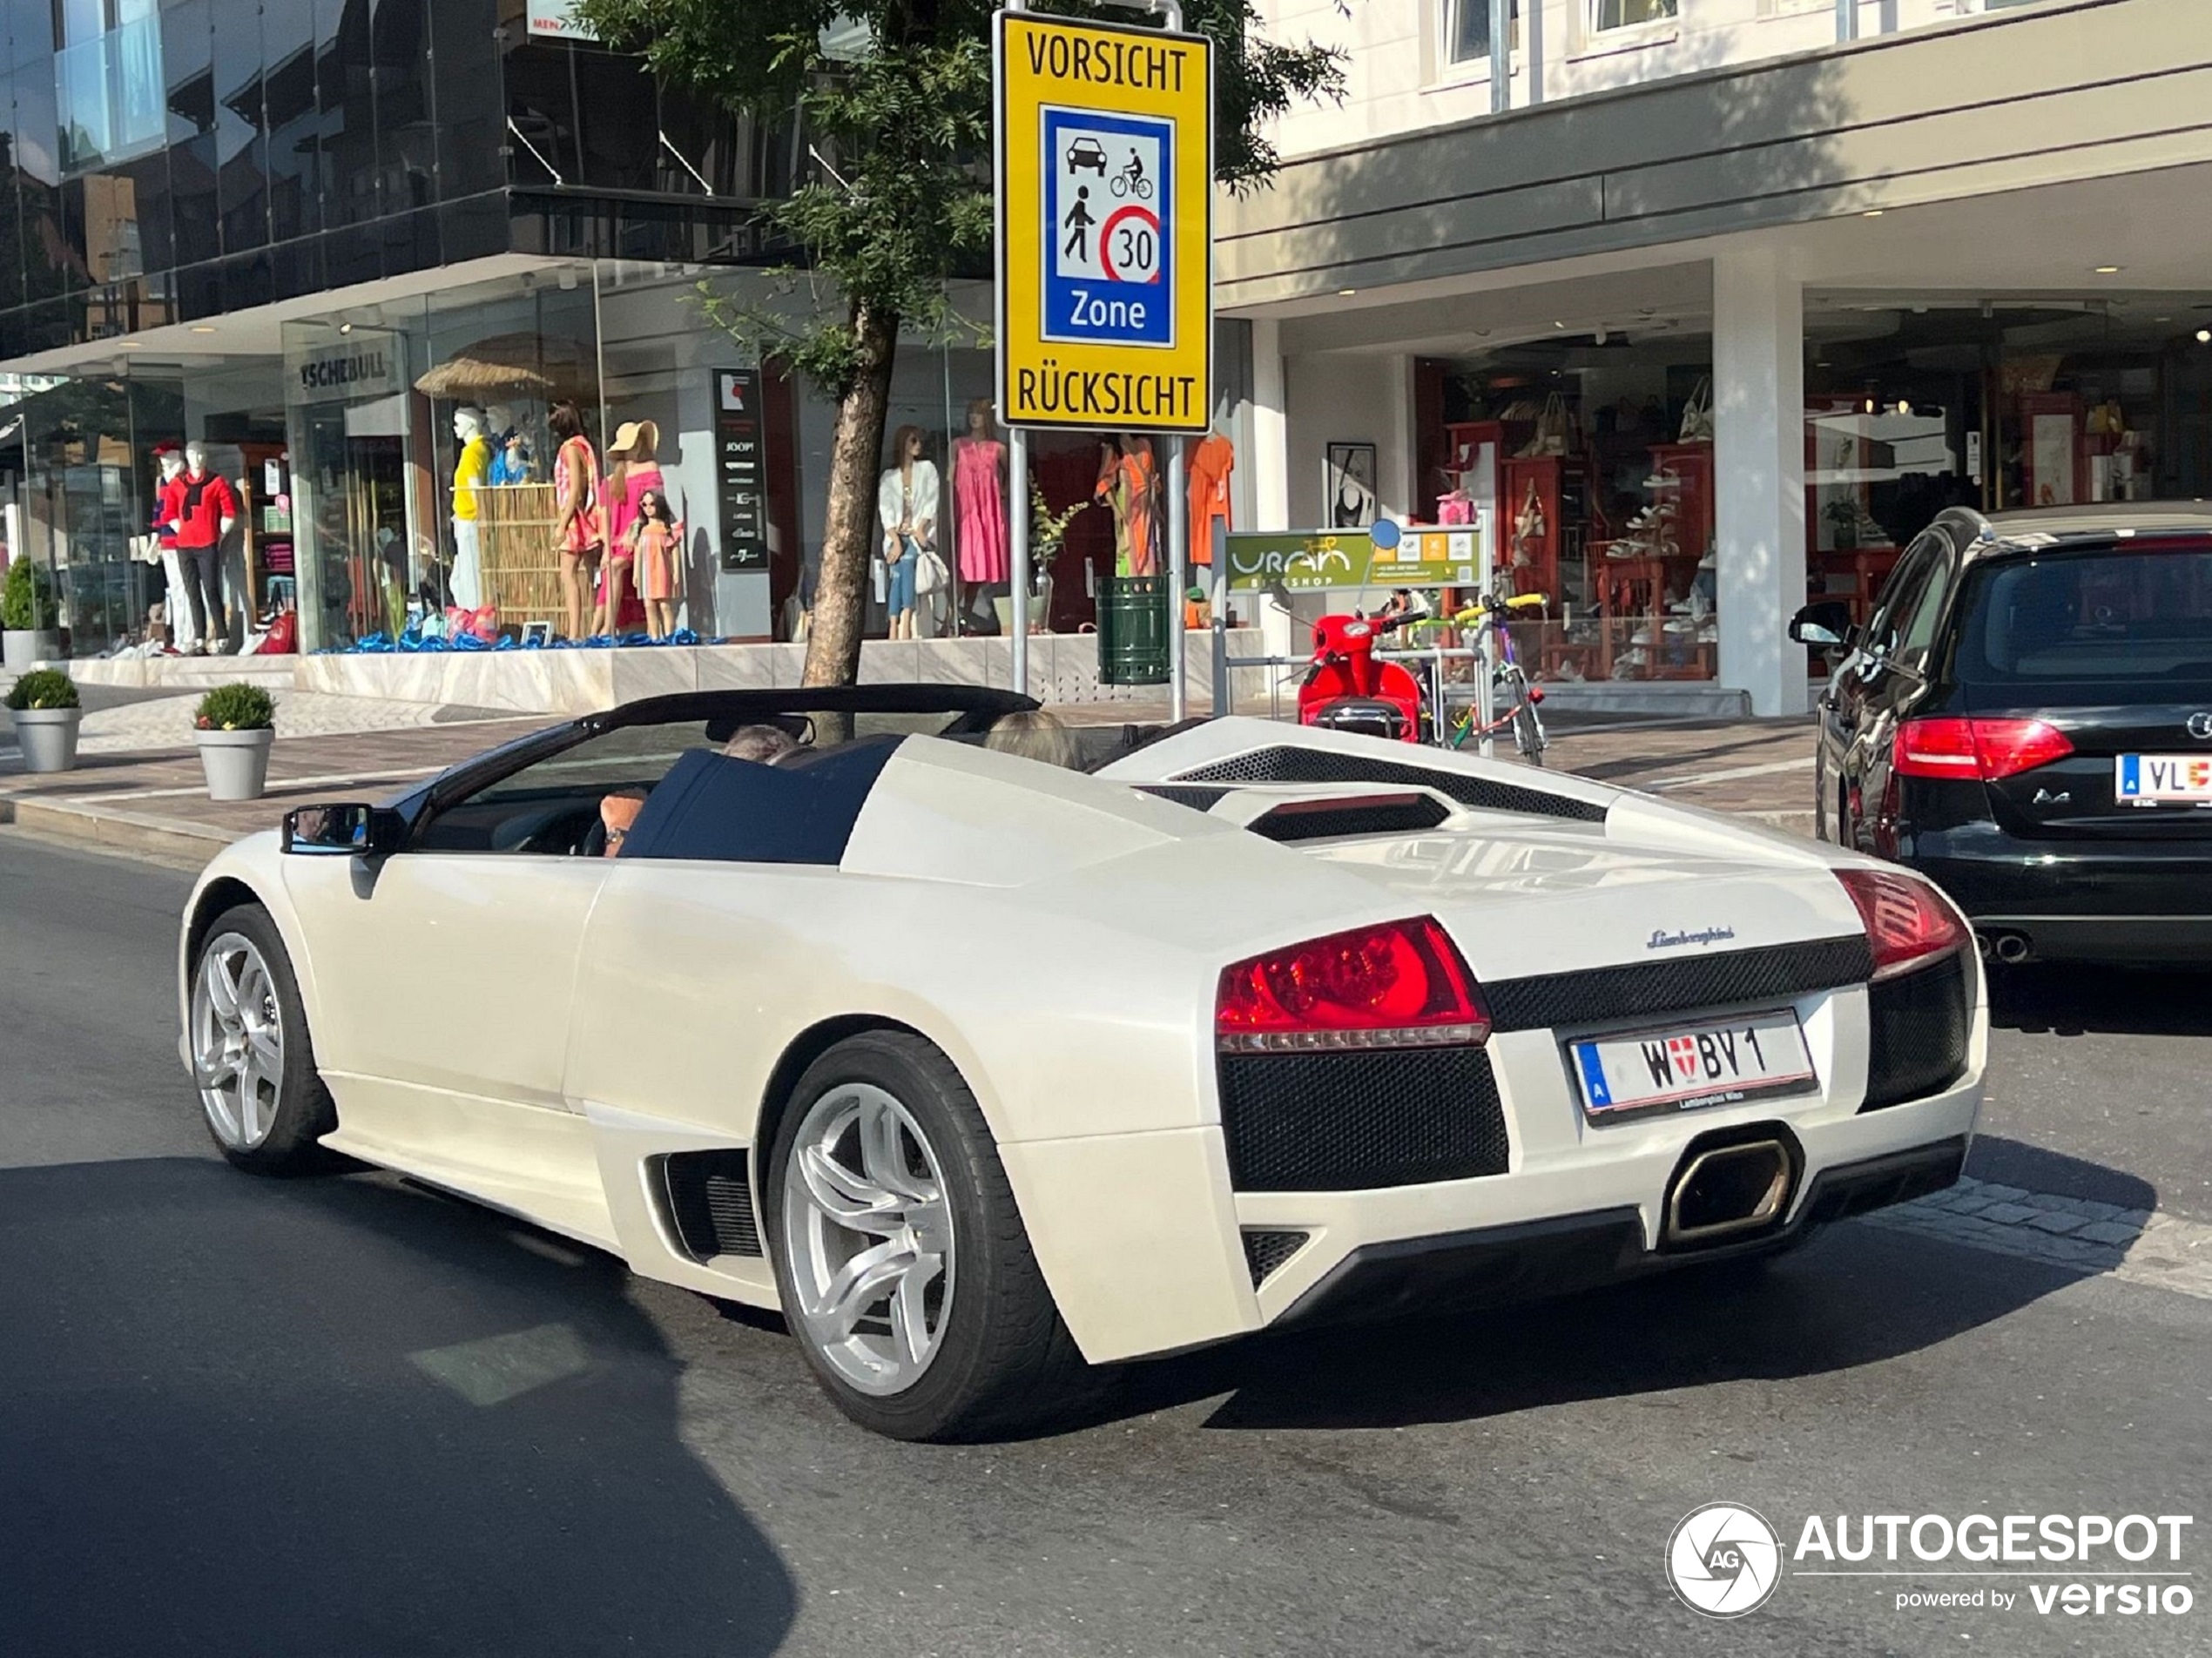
[660,1150,763,1259]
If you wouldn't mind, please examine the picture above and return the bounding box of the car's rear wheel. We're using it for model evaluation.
[188,905,335,1173]
[768,1031,1086,1440]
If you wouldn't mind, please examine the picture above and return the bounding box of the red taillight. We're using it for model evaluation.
[1217,916,1490,1053]
[1837,867,1968,981]
[1892,717,2074,780]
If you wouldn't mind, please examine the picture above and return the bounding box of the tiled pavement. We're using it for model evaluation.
[1863,1176,2212,1303]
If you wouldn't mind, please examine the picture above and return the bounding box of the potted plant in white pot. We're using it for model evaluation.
[193,683,276,801]
[1,557,61,672]
[5,668,82,772]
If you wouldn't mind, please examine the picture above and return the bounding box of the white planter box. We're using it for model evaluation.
[3,629,61,672]
[12,705,81,772]
[194,726,275,801]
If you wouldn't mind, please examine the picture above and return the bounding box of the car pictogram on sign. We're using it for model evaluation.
[1065,136,1109,175]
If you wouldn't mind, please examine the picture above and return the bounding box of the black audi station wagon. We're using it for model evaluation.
[1793,503,2212,966]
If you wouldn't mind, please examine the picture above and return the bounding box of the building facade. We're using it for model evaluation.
[1228,0,2211,711]
[0,1,1260,660]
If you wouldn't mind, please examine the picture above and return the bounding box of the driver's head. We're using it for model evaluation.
[722,724,799,765]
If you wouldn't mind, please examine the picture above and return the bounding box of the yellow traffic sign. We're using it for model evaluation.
[995,10,1212,434]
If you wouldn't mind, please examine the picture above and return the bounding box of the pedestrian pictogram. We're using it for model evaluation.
[995,10,1212,433]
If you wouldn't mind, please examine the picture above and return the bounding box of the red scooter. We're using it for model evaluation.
[1297,608,1426,744]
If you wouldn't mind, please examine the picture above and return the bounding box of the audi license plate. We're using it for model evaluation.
[2115,754,2212,805]
[1571,1011,1817,1123]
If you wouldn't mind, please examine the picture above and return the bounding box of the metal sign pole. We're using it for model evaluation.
[1009,425,1030,694]
[1210,517,1229,714]
[1166,435,1187,721]
[1476,503,1496,760]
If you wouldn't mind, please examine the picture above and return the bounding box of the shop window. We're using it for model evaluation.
[1591,0,1676,30]
[54,3,163,174]
[1443,0,1517,66]
[572,48,657,192]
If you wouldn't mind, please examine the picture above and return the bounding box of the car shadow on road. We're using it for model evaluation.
[1097,1211,2095,1436]
[1989,962,2212,1038]
[0,1156,796,1658]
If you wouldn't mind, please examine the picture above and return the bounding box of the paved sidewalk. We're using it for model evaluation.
[0,697,1820,866]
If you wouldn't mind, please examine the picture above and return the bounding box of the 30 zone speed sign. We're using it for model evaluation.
[995,10,1213,435]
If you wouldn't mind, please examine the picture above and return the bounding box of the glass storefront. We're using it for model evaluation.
[1800,293,2212,634]
[0,254,1254,660]
[1417,329,1720,682]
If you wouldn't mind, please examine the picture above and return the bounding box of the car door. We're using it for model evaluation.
[1828,532,1946,849]
[287,718,715,1120]
[1841,530,1959,853]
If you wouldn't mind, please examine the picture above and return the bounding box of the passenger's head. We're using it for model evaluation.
[722,724,799,765]
[985,708,1081,770]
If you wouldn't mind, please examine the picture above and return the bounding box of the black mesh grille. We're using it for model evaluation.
[1863,950,1972,1111]
[1217,1046,1511,1192]
[1136,784,1231,812]
[1248,794,1451,842]
[1241,1229,1312,1286]
[661,1150,762,1259]
[1177,745,1608,823]
[1486,936,1873,1033]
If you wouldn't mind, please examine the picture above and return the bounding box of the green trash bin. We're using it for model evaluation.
[1096,574,1171,686]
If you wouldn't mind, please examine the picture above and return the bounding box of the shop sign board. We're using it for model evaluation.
[994,10,1212,434]
[525,0,599,42]
[1221,523,1487,593]
[715,369,769,573]
[290,334,404,406]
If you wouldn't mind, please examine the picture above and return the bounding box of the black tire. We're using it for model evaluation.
[187,904,338,1175]
[766,1031,1088,1441]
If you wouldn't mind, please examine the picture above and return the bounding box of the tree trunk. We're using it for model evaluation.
[802,300,900,691]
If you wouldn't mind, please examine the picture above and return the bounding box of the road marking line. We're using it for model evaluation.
[1643,755,1817,792]
[408,1322,589,1407]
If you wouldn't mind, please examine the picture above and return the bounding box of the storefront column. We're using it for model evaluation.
[1713,246,1807,718]
[1250,317,1297,665]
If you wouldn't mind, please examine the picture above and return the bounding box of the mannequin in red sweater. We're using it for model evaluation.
[158,442,240,653]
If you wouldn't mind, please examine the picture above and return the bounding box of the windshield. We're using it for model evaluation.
[1954,545,2212,684]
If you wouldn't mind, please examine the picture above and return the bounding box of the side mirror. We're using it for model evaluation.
[1790,601,1856,650]
[282,802,408,857]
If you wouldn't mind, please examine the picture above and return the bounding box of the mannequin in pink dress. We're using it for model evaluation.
[951,399,1009,631]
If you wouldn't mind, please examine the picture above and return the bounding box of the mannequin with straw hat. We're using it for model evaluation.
[599,418,666,637]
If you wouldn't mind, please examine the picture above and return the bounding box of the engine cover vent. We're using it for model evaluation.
[1246,792,1451,843]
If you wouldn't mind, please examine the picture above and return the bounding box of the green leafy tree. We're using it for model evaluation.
[575,0,1345,687]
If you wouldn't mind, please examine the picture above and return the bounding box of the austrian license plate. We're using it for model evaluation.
[2114,754,2212,805]
[1570,1011,1817,1123]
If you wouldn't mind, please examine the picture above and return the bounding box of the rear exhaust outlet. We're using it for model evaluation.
[1974,932,1993,960]
[1665,1137,1796,1246]
[1993,932,2030,965]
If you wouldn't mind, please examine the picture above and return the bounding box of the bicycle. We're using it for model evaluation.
[1402,591,1551,765]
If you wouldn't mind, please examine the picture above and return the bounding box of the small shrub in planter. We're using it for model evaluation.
[194,683,274,731]
[192,683,276,800]
[6,667,82,772]
[1,558,59,671]
[4,668,78,711]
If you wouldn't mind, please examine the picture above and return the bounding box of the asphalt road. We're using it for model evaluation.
[3,831,2209,1657]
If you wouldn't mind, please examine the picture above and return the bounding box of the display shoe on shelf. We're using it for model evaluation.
[1697,548,1717,570]
[1697,621,1719,644]
[1664,617,1696,636]
[1642,468,1683,489]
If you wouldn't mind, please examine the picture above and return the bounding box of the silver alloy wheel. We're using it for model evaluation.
[191,930,285,1150]
[781,1082,955,1396]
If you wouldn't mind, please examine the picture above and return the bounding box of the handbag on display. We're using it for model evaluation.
[1520,392,1571,457]
[1436,490,1474,527]
[1679,377,1715,442]
[916,544,950,597]
[1512,481,1545,568]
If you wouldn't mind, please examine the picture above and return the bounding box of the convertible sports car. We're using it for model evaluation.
[179,686,1986,1439]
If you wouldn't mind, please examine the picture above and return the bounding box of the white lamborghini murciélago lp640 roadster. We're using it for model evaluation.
[179,687,1984,1439]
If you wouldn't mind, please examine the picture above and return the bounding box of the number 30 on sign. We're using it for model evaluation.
[995,10,1212,435]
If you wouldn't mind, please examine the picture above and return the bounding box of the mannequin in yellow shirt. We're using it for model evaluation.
[451,406,491,610]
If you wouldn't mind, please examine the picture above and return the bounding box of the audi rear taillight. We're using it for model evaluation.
[1892,717,2073,780]
[1216,916,1490,1054]
[1837,867,1968,981]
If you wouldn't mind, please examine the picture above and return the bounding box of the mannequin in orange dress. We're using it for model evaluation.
[1187,430,1234,568]
[1094,434,1159,576]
